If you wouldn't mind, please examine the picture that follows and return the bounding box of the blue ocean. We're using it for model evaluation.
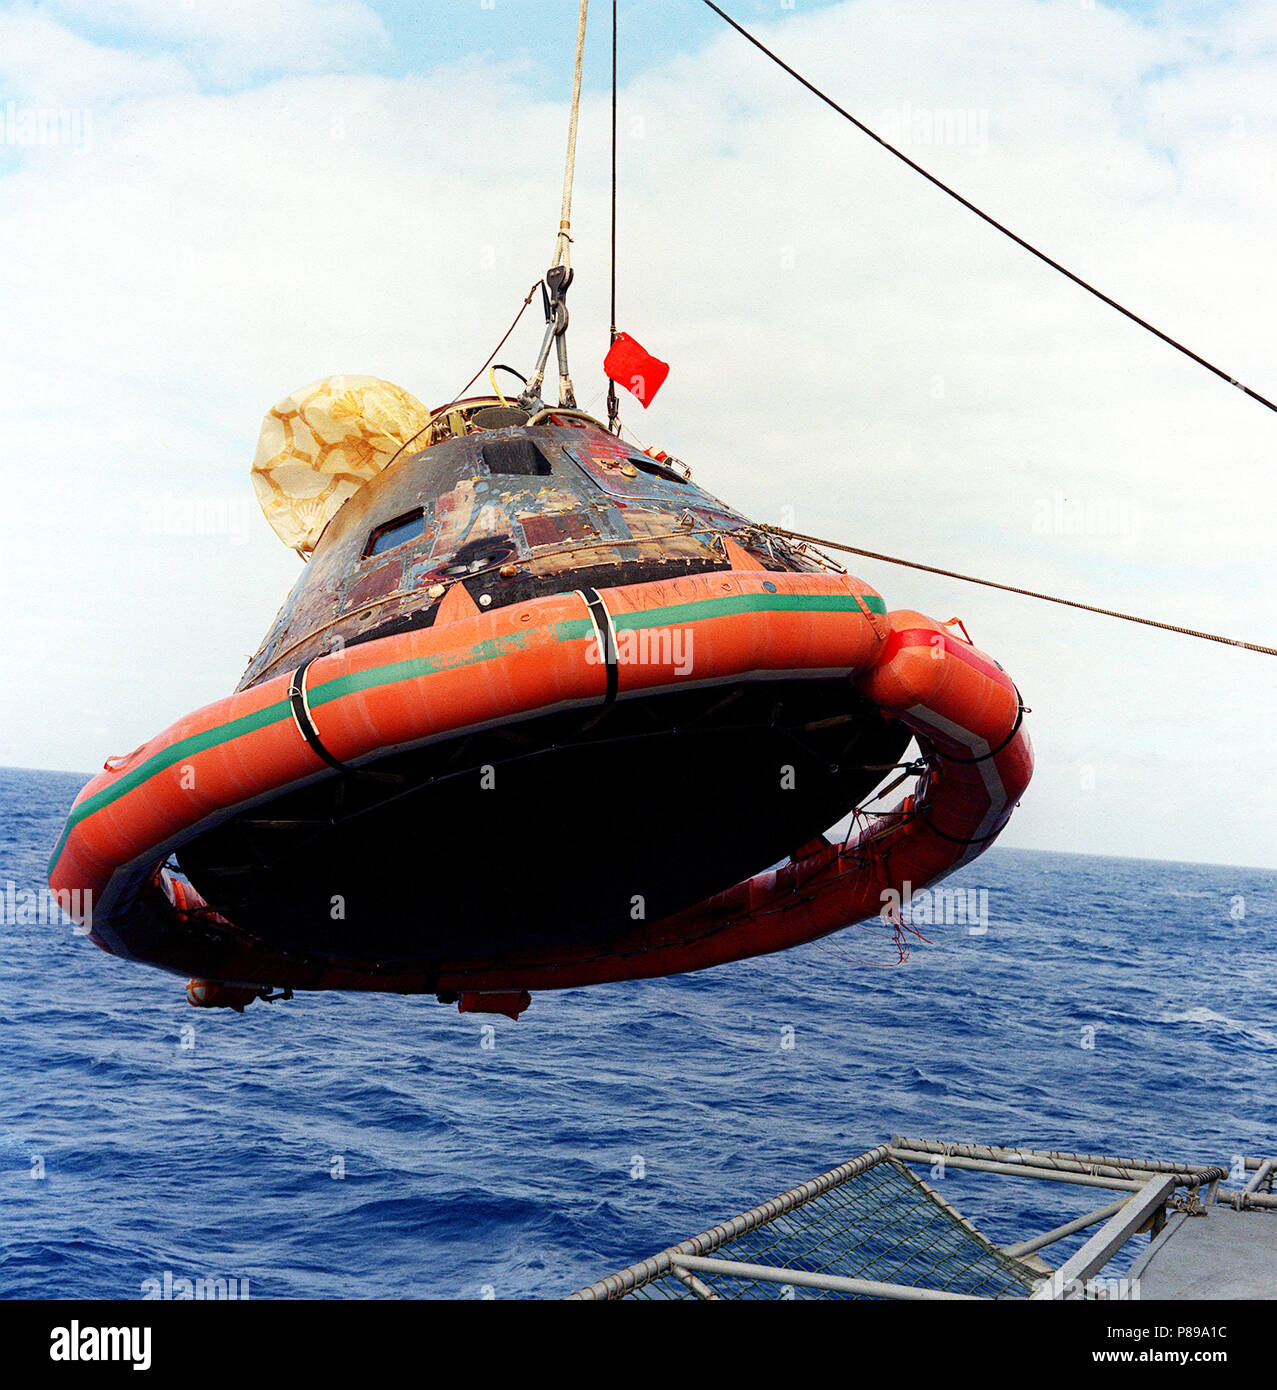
[2,765,1274,1299]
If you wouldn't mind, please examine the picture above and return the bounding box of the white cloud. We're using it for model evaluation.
[2,0,1274,867]
[38,0,390,84]
[0,7,191,106]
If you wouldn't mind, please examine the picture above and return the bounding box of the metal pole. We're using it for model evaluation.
[1029,1176,1176,1300]
[890,1147,1145,1192]
[669,1254,983,1302]
[1003,1198,1131,1258]
[669,1263,721,1300]
[1235,1159,1274,1209]
[893,1136,1229,1182]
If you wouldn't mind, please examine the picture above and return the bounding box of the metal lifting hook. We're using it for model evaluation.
[521,264,577,410]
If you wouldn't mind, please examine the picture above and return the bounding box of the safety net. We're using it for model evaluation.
[570,1147,1042,1300]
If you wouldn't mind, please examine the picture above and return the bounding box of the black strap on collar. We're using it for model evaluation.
[942,687,1027,766]
[577,586,618,704]
[288,658,356,774]
[914,810,1008,848]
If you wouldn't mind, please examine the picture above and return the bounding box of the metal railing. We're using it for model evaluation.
[572,1135,1274,1301]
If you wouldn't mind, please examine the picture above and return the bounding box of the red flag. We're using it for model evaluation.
[603,332,669,407]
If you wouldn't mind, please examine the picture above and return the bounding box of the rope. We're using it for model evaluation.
[370,283,541,481]
[268,505,1276,665]
[607,0,620,433]
[757,523,1277,657]
[554,0,591,271]
[700,0,1277,416]
[450,282,539,400]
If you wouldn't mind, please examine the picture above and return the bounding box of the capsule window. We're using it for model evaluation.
[482,438,553,477]
[364,511,424,558]
[627,454,687,484]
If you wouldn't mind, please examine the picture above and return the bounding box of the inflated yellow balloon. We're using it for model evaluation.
[251,375,432,553]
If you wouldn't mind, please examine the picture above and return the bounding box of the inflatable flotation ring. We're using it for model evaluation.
[50,394,1031,1015]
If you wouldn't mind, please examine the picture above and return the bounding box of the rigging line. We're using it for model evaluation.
[274,511,1274,662]
[279,491,1271,658]
[757,523,1277,657]
[554,0,591,271]
[608,0,620,433]
[699,0,1277,416]
[379,282,540,476]
[443,282,541,406]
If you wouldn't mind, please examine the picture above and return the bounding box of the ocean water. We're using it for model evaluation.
[2,764,1274,1299]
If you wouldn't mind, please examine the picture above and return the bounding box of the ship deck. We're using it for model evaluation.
[1130,1202,1277,1299]
[570,1136,1276,1300]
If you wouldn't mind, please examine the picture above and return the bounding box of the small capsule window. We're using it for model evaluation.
[365,511,424,558]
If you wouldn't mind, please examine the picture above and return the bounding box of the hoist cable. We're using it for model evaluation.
[700,0,1276,415]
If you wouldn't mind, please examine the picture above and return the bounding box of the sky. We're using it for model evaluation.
[0,0,1274,868]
